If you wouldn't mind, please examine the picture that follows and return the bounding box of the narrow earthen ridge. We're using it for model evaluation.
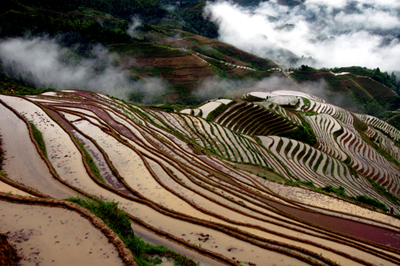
[51,95,400,259]
[13,93,400,264]
[0,99,236,266]
[0,192,137,266]
[0,233,19,266]
[0,173,48,198]
[42,108,320,265]
[0,99,87,197]
[67,110,339,265]
[20,102,241,265]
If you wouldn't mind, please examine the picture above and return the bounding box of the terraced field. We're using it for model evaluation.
[1,90,400,265]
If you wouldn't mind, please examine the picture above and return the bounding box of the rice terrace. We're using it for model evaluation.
[1,88,400,266]
[2,0,400,265]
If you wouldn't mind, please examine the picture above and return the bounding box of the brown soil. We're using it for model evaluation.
[185,35,216,44]
[218,54,249,66]
[135,56,207,68]
[171,67,215,77]
[0,234,20,266]
[163,93,180,103]
[156,38,199,50]
[225,67,253,76]
[0,193,137,266]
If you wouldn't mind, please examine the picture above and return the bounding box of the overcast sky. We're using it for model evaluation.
[204,0,400,71]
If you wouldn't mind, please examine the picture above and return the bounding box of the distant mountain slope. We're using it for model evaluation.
[290,67,400,116]
[1,0,399,120]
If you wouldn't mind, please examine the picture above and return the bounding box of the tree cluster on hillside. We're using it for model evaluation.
[14,0,166,21]
[177,1,218,39]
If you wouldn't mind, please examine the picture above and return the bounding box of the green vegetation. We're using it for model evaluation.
[354,195,388,212]
[277,116,317,147]
[386,114,400,132]
[14,0,166,22]
[206,100,236,121]
[0,136,4,171]
[29,122,47,158]
[367,178,400,206]
[65,197,198,266]
[302,97,310,107]
[333,126,344,141]
[148,105,175,112]
[321,185,345,196]
[230,163,285,183]
[177,1,218,38]
[295,180,389,212]
[290,66,400,117]
[74,138,105,184]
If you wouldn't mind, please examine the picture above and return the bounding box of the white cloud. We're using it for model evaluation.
[0,36,168,102]
[204,1,400,71]
[127,16,142,38]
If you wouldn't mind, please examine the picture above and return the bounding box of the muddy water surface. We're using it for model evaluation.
[0,182,33,197]
[0,101,78,199]
[0,200,124,266]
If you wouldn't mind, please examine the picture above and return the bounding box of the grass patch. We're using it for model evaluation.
[29,122,47,158]
[230,163,285,183]
[0,170,9,178]
[74,138,105,184]
[65,197,199,266]
[292,181,389,212]
[206,100,236,121]
[321,185,345,196]
[303,97,311,107]
[353,195,388,212]
[0,136,4,171]
[367,178,400,206]
[277,115,317,147]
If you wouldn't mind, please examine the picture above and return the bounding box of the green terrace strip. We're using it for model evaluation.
[29,122,47,159]
[302,97,311,107]
[65,197,199,266]
[205,100,236,121]
[74,137,105,184]
[277,115,317,147]
[367,177,400,206]
[297,180,390,213]
[0,136,4,171]
[0,82,55,96]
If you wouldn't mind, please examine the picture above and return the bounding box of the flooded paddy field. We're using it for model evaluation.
[1,91,400,266]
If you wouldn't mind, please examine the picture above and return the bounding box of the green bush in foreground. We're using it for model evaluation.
[65,197,198,266]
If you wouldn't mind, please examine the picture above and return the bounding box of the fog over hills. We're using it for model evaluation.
[204,0,400,71]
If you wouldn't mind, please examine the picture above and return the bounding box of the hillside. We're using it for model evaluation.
[1,90,400,265]
[2,0,399,117]
[290,67,400,117]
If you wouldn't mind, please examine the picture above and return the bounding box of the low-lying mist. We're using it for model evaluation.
[0,36,167,103]
[193,74,341,104]
[204,0,400,71]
